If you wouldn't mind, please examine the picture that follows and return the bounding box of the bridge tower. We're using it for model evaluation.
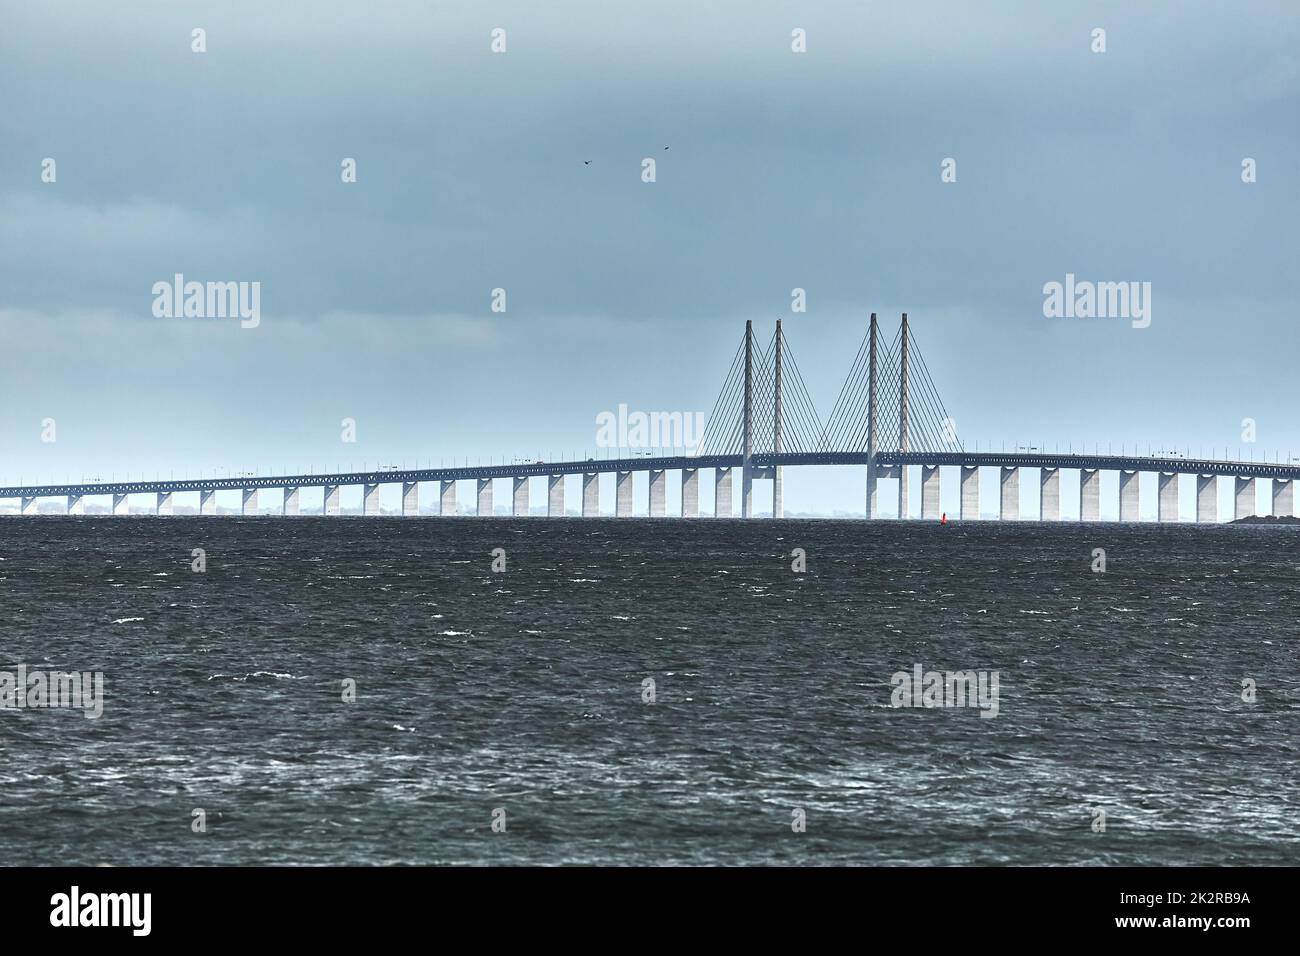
[741,319,754,517]
[898,312,910,519]
[773,318,784,518]
[865,313,879,518]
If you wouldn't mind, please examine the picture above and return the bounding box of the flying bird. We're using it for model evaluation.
[583,160,592,165]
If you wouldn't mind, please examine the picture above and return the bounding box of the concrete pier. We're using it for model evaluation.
[1234,477,1255,520]
[741,467,753,519]
[548,475,565,516]
[871,464,899,518]
[242,489,258,516]
[649,469,666,517]
[362,483,380,516]
[512,476,528,516]
[1039,468,1060,521]
[113,493,130,517]
[582,473,599,517]
[1273,478,1293,518]
[1196,475,1217,523]
[200,489,217,516]
[921,465,940,519]
[1079,468,1100,521]
[715,467,732,518]
[21,496,37,516]
[67,494,84,516]
[157,491,173,516]
[999,467,1018,520]
[1157,472,1178,523]
[1119,470,1139,522]
[898,465,909,520]
[616,470,633,517]
[681,468,698,518]
[477,478,493,516]
[440,480,456,516]
[959,465,979,520]
[401,482,418,517]
[323,485,340,516]
[284,486,300,516]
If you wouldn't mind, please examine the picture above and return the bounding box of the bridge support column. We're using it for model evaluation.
[1157,473,1178,523]
[1039,468,1060,521]
[477,478,493,516]
[681,468,698,517]
[871,464,898,517]
[242,489,259,516]
[649,469,666,517]
[865,461,877,519]
[548,475,565,517]
[715,467,732,518]
[113,493,130,517]
[773,467,783,519]
[1196,475,1216,523]
[999,467,1018,520]
[200,489,218,515]
[1079,469,1100,521]
[402,482,418,517]
[741,467,754,519]
[440,480,457,516]
[283,487,300,516]
[157,491,173,516]
[513,476,529,516]
[323,485,340,516]
[67,494,84,516]
[362,483,380,516]
[960,465,979,520]
[582,473,599,517]
[1119,470,1139,522]
[898,465,909,520]
[921,465,940,519]
[615,470,633,517]
[1234,477,1255,520]
[21,496,38,516]
[1272,478,1293,518]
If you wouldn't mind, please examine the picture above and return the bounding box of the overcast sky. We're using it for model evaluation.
[1,1,1296,515]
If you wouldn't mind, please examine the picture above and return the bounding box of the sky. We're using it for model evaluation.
[1,1,1297,516]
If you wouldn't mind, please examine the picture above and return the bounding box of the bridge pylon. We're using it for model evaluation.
[741,319,754,517]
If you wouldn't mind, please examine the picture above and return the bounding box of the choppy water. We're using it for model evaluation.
[0,517,1296,865]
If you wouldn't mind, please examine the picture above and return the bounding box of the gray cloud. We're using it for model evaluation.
[1,1,1296,511]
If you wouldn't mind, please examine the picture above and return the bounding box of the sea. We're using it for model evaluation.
[1,517,1296,865]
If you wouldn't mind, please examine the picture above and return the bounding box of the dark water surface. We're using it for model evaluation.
[1,517,1296,865]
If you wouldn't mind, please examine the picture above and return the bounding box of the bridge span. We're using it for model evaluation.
[0,449,1293,522]
[2,316,1292,522]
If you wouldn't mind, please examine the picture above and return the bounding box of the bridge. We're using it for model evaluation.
[1,315,1293,522]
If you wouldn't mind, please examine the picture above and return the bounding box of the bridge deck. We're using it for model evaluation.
[2,452,1296,500]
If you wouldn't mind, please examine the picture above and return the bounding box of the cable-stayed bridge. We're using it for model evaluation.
[2,314,1295,521]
